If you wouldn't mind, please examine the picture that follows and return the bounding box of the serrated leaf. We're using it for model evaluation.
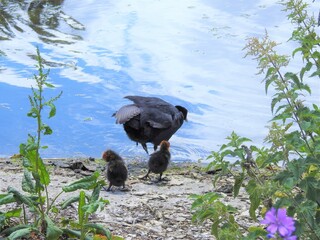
[300,177,320,203]
[310,69,320,77]
[265,67,275,78]
[285,72,301,88]
[300,83,311,94]
[292,47,303,57]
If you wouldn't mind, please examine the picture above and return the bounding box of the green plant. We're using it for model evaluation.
[191,0,320,239]
[60,172,111,240]
[0,48,114,240]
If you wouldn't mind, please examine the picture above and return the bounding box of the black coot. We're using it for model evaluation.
[113,96,188,154]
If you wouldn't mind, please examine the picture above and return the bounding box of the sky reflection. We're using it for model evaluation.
[0,0,319,161]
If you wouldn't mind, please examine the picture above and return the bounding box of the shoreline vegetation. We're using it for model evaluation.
[0,0,320,239]
[0,156,251,240]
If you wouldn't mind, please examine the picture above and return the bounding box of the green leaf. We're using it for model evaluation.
[7,187,36,210]
[0,225,31,237]
[310,69,320,77]
[299,177,320,203]
[284,72,301,88]
[45,215,63,240]
[90,184,102,203]
[0,193,16,205]
[7,227,33,240]
[83,202,100,215]
[272,112,292,122]
[38,157,50,186]
[42,124,53,135]
[44,82,55,88]
[84,223,112,239]
[78,191,86,226]
[22,170,36,193]
[292,47,304,57]
[47,103,56,118]
[211,220,219,238]
[60,196,80,209]
[245,180,261,220]
[300,61,312,80]
[297,200,318,227]
[5,208,22,218]
[244,226,267,240]
[62,228,90,240]
[63,172,100,192]
[233,173,244,198]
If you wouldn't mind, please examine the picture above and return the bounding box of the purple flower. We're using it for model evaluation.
[261,207,296,239]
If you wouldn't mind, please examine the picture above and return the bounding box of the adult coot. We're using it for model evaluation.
[142,140,171,181]
[102,150,128,191]
[113,96,188,154]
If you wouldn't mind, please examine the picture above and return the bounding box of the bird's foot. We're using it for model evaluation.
[139,174,150,181]
[160,176,170,182]
[121,186,130,192]
[102,186,111,192]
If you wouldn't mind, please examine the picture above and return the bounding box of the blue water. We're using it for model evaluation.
[0,0,319,161]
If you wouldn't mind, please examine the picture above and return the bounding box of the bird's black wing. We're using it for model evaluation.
[113,104,141,124]
[124,95,179,128]
[125,96,169,106]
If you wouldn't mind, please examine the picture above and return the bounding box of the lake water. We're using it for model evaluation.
[0,0,319,161]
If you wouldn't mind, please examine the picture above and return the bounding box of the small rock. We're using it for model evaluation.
[176,216,186,222]
[132,191,146,196]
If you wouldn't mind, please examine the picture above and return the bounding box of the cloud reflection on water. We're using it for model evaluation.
[0,0,319,161]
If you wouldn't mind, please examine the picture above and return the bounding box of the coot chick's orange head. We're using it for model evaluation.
[159,140,170,151]
[102,150,121,163]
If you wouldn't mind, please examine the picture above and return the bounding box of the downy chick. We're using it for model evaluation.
[102,150,128,191]
[142,140,171,181]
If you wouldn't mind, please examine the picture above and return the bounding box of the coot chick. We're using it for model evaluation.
[142,140,171,182]
[102,150,128,191]
[113,96,188,154]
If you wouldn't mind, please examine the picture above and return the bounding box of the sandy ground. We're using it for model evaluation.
[0,158,253,240]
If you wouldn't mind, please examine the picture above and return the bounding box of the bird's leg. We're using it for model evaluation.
[158,172,163,182]
[120,183,129,191]
[141,143,149,154]
[105,183,112,192]
[140,170,151,180]
[153,144,158,152]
